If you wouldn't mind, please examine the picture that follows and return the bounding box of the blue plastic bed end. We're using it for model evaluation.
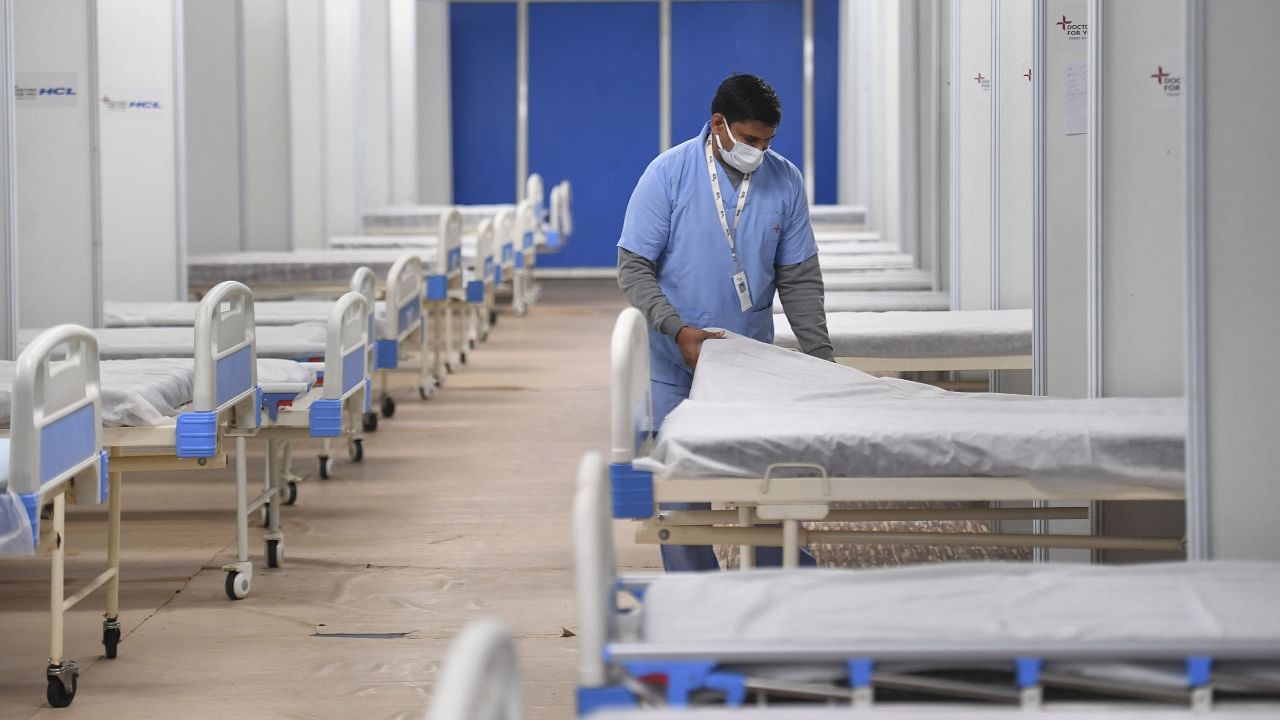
[494,266,504,284]
[620,661,744,707]
[576,686,635,716]
[466,279,485,304]
[308,398,343,437]
[1015,657,1043,688]
[514,252,525,269]
[20,491,39,550]
[523,231,535,249]
[176,411,218,458]
[1186,656,1213,688]
[261,391,297,422]
[99,450,109,503]
[545,230,562,249]
[608,463,654,519]
[376,338,400,370]
[426,274,448,301]
[847,658,874,688]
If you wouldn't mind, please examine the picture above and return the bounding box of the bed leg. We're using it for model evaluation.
[235,438,249,564]
[103,469,123,657]
[49,493,66,666]
[265,439,284,569]
[738,507,755,571]
[782,520,800,569]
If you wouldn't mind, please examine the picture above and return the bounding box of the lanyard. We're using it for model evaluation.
[704,134,752,265]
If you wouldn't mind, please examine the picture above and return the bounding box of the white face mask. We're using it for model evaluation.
[715,119,765,174]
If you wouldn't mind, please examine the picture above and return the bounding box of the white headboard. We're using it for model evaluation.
[435,207,464,279]
[573,451,615,689]
[428,620,522,720]
[193,281,258,414]
[474,218,496,281]
[383,254,424,344]
[324,291,370,401]
[610,308,651,464]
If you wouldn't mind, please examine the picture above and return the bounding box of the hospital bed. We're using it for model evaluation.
[808,204,867,230]
[818,252,917,272]
[821,268,934,292]
[772,290,950,313]
[330,215,500,350]
[428,620,522,720]
[1,325,111,707]
[774,308,1032,372]
[575,452,1280,714]
[606,307,1185,569]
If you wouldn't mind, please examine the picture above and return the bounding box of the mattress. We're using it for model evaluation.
[642,561,1280,647]
[773,290,950,314]
[363,205,505,231]
[822,269,934,291]
[104,300,388,330]
[0,439,9,491]
[819,253,916,272]
[19,324,331,361]
[808,204,866,226]
[328,234,485,264]
[774,309,1031,358]
[188,250,442,289]
[813,240,900,256]
[638,335,1184,488]
[814,230,881,244]
[0,358,313,427]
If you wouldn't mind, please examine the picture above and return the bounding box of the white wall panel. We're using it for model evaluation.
[951,0,991,310]
[183,0,240,254]
[995,0,1032,310]
[416,0,450,204]
[0,0,17,357]
[360,0,390,209]
[287,0,326,248]
[242,0,290,251]
[98,0,181,302]
[15,0,97,327]
[388,0,416,204]
[324,0,360,235]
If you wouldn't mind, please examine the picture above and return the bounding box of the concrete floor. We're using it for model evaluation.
[0,280,650,720]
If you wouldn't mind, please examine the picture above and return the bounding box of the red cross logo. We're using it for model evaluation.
[1151,65,1169,85]
[1057,15,1071,30]
[974,73,986,85]
[1024,68,1032,82]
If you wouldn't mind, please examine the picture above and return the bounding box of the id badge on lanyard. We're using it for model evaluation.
[706,135,753,313]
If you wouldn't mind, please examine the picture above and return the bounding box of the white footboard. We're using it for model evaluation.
[573,452,615,690]
[324,291,371,402]
[428,620,522,720]
[610,308,651,465]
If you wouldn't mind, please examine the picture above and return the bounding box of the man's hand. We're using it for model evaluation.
[676,326,726,369]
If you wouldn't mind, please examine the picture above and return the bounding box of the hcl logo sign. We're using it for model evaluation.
[38,87,75,96]
[128,100,160,109]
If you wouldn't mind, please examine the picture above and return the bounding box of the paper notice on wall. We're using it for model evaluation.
[1063,63,1088,136]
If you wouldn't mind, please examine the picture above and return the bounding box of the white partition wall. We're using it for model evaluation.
[1037,0,1089,397]
[388,0,416,205]
[950,0,991,310]
[1187,0,1280,560]
[416,0,450,204]
[97,0,183,302]
[287,0,326,249]
[324,0,360,235]
[241,0,290,251]
[15,0,99,327]
[360,0,391,209]
[1089,0,1186,559]
[0,0,16,358]
[184,0,241,255]
[994,0,1032,311]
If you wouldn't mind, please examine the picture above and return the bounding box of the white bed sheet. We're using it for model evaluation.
[19,325,330,360]
[808,205,866,226]
[822,269,934,291]
[0,358,312,427]
[774,309,1031,358]
[814,240,900,256]
[643,561,1280,646]
[638,335,1183,489]
[104,300,389,329]
[819,253,916,271]
[188,250,442,288]
[814,230,880,244]
[773,291,950,314]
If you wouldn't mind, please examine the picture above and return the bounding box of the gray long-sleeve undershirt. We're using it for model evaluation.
[617,248,834,362]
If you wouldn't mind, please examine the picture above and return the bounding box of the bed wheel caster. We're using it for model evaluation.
[419,383,435,400]
[469,339,476,350]
[348,439,364,463]
[515,305,528,318]
[380,396,396,418]
[225,570,251,600]
[318,456,332,480]
[266,539,283,569]
[102,619,121,659]
[489,310,498,326]
[460,352,468,366]
[46,662,78,708]
[284,481,298,506]
[362,411,379,432]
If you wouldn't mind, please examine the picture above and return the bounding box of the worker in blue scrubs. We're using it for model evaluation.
[617,74,833,571]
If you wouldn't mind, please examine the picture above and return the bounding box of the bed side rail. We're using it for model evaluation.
[428,620,522,720]
[574,452,616,693]
[10,325,106,508]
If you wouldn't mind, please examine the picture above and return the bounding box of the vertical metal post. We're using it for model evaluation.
[659,0,671,151]
[802,0,815,205]
[1085,0,1102,400]
[87,0,104,327]
[0,0,16,358]
[948,0,961,310]
[105,470,122,620]
[929,0,942,292]
[1030,0,1048,560]
[50,494,66,663]
[1183,0,1208,561]
[173,0,189,296]
[990,0,1000,314]
[515,0,528,201]
[235,0,250,251]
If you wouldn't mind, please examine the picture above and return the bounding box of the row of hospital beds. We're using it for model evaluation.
[0,177,575,708]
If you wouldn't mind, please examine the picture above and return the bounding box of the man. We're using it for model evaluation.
[617,73,833,571]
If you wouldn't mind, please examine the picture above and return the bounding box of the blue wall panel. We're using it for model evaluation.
[814,0,839,204]
[529,2,659,268]
[671,1,804,174]
[450,3,517,204]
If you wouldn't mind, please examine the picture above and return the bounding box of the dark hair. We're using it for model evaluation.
[711,73,782,127]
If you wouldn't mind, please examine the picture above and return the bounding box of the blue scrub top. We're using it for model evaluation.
[618,123,817,387]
